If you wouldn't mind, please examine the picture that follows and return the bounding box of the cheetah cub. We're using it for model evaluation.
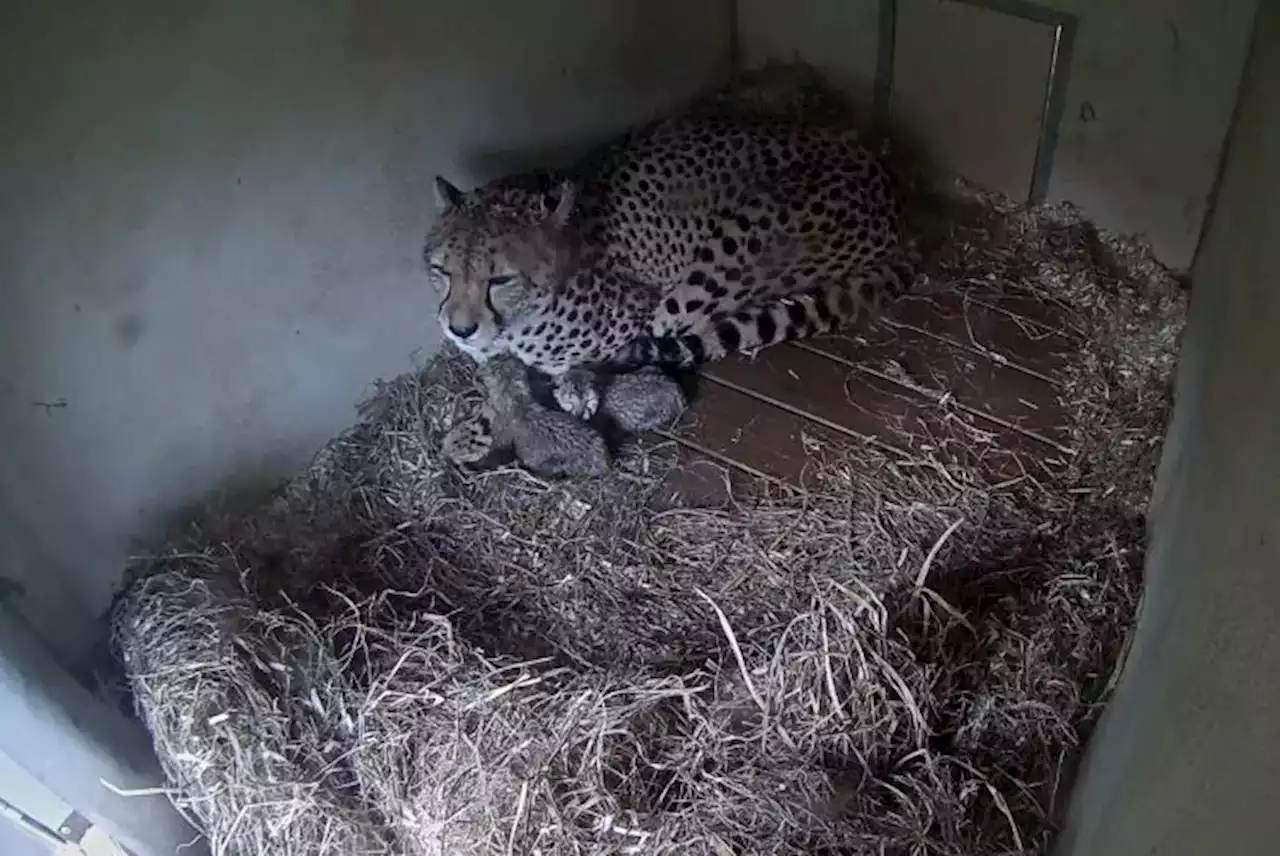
[443,360,688,476]
[444,354,610,478]
[597,366,688,434]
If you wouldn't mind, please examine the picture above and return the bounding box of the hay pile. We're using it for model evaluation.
[111,69,1185,856]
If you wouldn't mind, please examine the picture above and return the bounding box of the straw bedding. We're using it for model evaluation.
[110,65,1186,855]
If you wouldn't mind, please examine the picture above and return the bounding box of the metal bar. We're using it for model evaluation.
[1029,17,1078,203]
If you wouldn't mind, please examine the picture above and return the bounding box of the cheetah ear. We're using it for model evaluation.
[433,176,465,213]
[542,179,577,229]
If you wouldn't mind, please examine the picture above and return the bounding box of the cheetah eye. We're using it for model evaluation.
[429,264,450,278]
[488,275,516,288]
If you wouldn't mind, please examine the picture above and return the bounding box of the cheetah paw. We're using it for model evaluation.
[442,413,495,466]
[553,372,601,420]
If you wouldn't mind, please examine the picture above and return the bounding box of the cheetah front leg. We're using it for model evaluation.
[551,366,601,420]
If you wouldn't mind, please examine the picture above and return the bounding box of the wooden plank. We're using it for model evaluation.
[889,291,1077,380]
[801,293,1078,454]
[662,379,856,491]
[706,343,1064,485]
[645,277,1086,505]
[706,346,921,454]
[648,446,756,510]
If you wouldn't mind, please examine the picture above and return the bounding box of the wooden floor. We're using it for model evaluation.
[655,282,1081,506]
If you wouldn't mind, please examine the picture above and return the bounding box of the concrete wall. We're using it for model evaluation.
[1056,4,1280,853]
[0,0,730,667]
[0,606,200,855]
[738,0,1256,269]
[1046,0,1255,272]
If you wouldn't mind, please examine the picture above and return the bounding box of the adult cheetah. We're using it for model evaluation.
[424,109,914,420]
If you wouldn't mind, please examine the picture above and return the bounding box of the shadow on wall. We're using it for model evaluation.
[460,57,910,187]
[463,135,619,185]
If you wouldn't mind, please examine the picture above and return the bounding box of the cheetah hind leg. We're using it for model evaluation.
[552,366,601,420]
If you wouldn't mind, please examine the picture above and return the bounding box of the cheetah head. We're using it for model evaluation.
[423,174,576,359]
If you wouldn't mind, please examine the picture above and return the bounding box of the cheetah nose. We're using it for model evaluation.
[448,322,479,340]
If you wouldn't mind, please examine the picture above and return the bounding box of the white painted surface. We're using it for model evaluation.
[0,748,76,844]
[1056,4,1280,853]
[736,0,1256,269]
[0,820,46,856]
[0,0,730,665]
[0,607,200,856]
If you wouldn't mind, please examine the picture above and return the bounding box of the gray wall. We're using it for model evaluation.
[739,0,1256,270]
[0,0,730,666]
[1056,4,1280,853]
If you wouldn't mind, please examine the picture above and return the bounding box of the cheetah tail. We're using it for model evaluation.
[622,258,915,368]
